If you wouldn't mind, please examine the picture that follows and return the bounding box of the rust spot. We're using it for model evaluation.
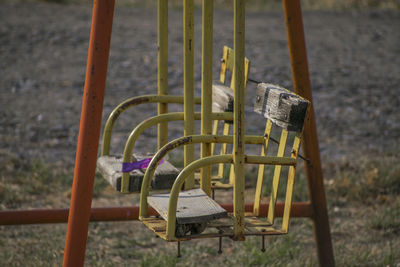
[113,96,151,118]
[151,136,193,167]
[120,96,150,110]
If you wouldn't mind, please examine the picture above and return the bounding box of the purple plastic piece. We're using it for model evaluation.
[122,158,164,173]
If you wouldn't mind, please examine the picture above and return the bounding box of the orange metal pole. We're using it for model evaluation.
[282,0,335,266]
[0,202,313,225]
[62,0,115,266]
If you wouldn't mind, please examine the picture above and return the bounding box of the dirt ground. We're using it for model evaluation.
[1,2,399,165]
[0,2,399,266]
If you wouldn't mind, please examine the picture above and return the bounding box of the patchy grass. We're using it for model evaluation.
[327,156,400,204]
[1,155,400,266]
[3,0,399,10]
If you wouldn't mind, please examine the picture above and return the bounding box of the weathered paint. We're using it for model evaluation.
[200,0,214,196]
[157,0,169,149]
[233,0,246,241]
[183,0,195,190]
[282,0,335,265]
[101,95,201,156]
[63,0,115,265]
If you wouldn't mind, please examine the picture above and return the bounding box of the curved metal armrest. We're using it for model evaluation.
[166,155,233,240]
[139,134,266,215]
[101,95,201,156]
[120,112,233,193]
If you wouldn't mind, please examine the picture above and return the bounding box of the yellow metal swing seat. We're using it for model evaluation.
[96,46,248,194]
[139,83,310,241]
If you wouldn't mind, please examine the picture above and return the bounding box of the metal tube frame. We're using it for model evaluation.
[282,0,335,265]
[0,202,313,226]
[101,95,201,156]
[63,0,115,266]
[137,133,298,240]
[0,0,334,265]
[157,0,169,149]
[183,0,195,189]
[233,0,246,241]
[120,112,233,192]
[200,0,214,196]
[139,134,267,218]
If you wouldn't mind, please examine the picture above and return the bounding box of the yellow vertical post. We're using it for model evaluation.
[253,119,272,216]
[233,0,245,240]
[183,0,195,189]
[282,133,302,232]
[210,120,219,155]
[200,0,214,196]
[157,0,169,149]
[219,123,230,179]
[267,129,288,224]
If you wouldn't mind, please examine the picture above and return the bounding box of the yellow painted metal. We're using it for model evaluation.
[101,95,201,156]
[139,134,265,217]
[210,120,219,155]
[282,132,302,232]
[166,155,233,240]
[228,162,235,185]
[233,0,246,240]
[157,0,169,149]
[183,0,195,190]
[212,46,250,188]
[244,56,250,85]
[267,129,288,224]
[245,155,296,166]
[219,46,229,84]
[253,119,273,216]
[200,0,214,196]
[219,46,250,89]
[120,112,233,193]
[218,123,230,179]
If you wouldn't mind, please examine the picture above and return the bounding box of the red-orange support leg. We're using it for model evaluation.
[282,0,335,266]
[62,0,115,266]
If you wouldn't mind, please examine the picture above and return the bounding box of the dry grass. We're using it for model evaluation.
[4,0,400,10]
[1,153,399,266]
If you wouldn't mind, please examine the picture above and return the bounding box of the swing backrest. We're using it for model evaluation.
[219,46,250,88]
[210,46,250,183]
[252,83,309,233]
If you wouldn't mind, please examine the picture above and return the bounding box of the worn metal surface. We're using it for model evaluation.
[166,155,233,240]
[253,120,272,216]
[101,95,201,156]
[213,46,250,189]
[0,202,313,226]
[157,0,169,150]
[200,0,214,196]
[139,134,266,217]
[63,0,115,266]
[233,0,246,241]
[282,0,335,265]
[183,0,195,190]
[267,129,288,224]
[120,112,232,193]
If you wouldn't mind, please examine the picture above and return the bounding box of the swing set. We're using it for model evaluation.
[0,0,335,266]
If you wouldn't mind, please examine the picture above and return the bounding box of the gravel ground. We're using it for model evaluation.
[1,3,399,168]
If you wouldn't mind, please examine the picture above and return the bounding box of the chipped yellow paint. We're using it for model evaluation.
[267,129,288,223]
[253,119,272,216]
